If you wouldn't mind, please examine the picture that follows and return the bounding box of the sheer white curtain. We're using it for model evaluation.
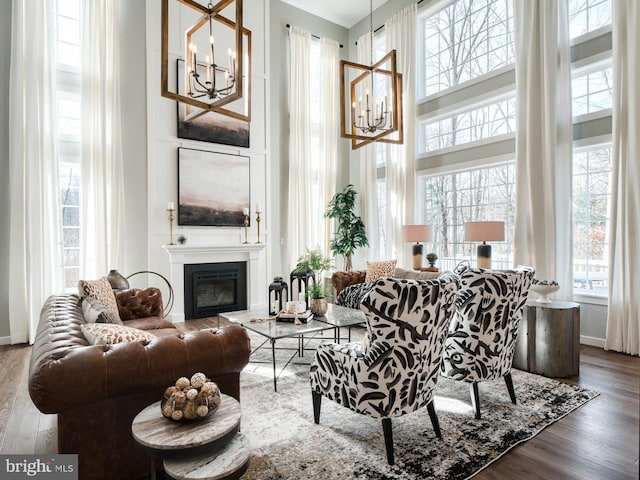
[9,0,64,344]
[605,1,639,355]
[287,26,312,270]
[513,0,573,299]
[384,3,417,262]
[81,0,126,278]
[357,32,382,261]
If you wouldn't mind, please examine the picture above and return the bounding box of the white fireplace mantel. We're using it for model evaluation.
[163,244,266,323]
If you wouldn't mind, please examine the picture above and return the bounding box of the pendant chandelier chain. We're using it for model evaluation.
[369,0,374,66]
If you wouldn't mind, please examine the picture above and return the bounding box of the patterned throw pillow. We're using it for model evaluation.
[365,259,397,283]
[393,267,441,281]
[81,296,123,325]
[81,323,155,345]
[78,277,121,323]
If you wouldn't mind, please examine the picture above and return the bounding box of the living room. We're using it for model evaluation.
[0,0,638,479]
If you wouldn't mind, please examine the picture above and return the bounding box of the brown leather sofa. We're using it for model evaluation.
[29,289,250,480]
[331,270,367,298]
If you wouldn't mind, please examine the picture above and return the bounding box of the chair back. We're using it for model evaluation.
[440,266,534,382]
[358,273,458,417]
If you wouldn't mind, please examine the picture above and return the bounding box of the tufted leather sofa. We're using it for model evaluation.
[29,290,251,480]
[330,270,367,298]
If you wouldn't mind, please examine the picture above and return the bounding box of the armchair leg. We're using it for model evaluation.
[470,382,481,419]
[504,372,517,404]
[382,418,394,465]
[426,401,442,438]
[312,390,322,424]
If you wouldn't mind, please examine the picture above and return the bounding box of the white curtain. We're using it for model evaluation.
[513,0,573,300]
[9,0,64,344]
[605,1,640,355]
[287,26,340,270]
[357,32,382,261]
[81,0,126,278]
[384,3,417,263]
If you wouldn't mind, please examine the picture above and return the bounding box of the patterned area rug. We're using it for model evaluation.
[235,331,598,480]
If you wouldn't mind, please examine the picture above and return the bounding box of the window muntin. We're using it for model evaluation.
[55,0,81,69]
[568,0,611,40]
[60,163,81,289]
[423,0,514,96]
[421,162,516,271]
[572,67,612,117]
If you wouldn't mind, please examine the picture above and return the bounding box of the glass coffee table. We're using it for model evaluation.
[220,304,365,392]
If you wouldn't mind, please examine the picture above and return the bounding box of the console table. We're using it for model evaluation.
[513,301,580,378]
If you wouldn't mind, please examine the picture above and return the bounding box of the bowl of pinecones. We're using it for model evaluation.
[160,372,221,422]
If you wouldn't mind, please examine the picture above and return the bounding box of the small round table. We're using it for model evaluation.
[132,393,250,480]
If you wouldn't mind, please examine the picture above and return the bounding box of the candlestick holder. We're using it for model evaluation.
[167,208,176,245]
[255,211,262,244]
[242,214,249,244]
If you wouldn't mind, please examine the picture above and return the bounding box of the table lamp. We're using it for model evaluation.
[464,221,505,269]
[402,225,433,270]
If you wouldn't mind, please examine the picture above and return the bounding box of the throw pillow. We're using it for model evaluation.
[81,296,123,325]
[81,323,155,345]
[78,276,121,323]
[365,259,397,283]
[393,267,441,281]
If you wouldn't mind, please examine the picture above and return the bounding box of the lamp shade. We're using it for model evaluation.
[464,221,505,242]
[402,225,433,243]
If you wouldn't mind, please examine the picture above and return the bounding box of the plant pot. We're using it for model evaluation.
[310,297,328,316]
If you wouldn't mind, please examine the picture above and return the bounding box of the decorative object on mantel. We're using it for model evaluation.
[530,279,560,303]
[106,269,174,315]
[177,235,187,245]
[167,201,176,245]
[161,0,251,122]
[268,277,289,316]
[255,204,262,244]
[464,221,505,269]
[339,0,403,149]
[161,373,221,422]
[242,207,250,243]
[178,147,250,226]
[402,225,433,270]
[325,185,369,272]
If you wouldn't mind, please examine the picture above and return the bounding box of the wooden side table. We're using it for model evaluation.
[513,301,580,378]
[132,393,250,480]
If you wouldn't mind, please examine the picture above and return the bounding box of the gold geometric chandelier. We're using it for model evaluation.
[340,0,403,150]
[161,0,251,122]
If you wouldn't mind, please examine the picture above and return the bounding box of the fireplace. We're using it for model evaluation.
[184,262,247,319]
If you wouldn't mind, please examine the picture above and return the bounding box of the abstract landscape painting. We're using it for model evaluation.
[178,148,250,226]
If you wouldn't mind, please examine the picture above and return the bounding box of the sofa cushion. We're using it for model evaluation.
[78,277,121,323]
[81,323,155,345]
[81,296,123,325]
[393,267,441,281]
[365,259,397,283]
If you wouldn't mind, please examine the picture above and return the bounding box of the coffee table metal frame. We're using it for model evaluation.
[220,303,365,392]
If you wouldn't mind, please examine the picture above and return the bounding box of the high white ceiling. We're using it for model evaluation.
[280,0,388,29]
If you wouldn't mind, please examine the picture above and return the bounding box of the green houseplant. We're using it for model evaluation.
[306,283,332,316]
[294,247,332,273]
[325,184,369,272]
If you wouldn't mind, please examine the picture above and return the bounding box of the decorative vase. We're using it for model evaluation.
[310,297,328,316]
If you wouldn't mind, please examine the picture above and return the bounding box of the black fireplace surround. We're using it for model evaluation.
[184,261,247,319]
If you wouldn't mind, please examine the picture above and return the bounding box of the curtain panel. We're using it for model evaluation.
[605,0,640,355]
[9,0,64,344]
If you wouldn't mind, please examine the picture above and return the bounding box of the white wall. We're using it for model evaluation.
[143,0,270,309]
[0,0,11,339]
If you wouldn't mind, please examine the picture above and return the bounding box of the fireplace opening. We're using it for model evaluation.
[184,262,247,319]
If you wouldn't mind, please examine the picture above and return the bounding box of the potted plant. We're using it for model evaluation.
[294,247,332,274]
[425,253,439,272]
[325,184,369,272]
[307,283,332,316]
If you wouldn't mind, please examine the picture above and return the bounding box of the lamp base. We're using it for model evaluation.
[477,244,492,269]
[412,243,423,270]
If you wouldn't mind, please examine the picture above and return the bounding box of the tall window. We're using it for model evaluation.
[55,0,82,290]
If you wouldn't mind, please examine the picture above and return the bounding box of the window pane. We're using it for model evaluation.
[568,0,611,39]
[424,0,514,96]
[421,162,516,271]
[572,67,612,116]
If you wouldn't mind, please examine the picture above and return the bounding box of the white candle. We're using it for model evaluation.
[167,202,174,210]
[255,203,262,212]
[242,207,249,215]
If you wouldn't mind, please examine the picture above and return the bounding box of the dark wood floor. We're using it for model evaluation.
[1,322,638,479]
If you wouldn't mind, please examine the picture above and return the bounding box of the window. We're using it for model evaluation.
[55,0,82,290]
[568,0,611,39]
[572,66,612,117]
[421,162,515,271]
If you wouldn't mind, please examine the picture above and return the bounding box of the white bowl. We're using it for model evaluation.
[530,283,560,303]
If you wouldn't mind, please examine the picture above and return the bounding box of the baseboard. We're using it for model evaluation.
[580,335,605,348]
[0,335,12,346]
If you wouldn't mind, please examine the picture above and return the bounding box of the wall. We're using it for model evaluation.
[0,0,11,339]
[269,0,350,278]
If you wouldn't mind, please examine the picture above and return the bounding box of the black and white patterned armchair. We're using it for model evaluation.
[309,274,459,465]
[440,266,535,419]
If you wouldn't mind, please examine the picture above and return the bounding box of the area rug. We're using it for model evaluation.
[235,333,598,480]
